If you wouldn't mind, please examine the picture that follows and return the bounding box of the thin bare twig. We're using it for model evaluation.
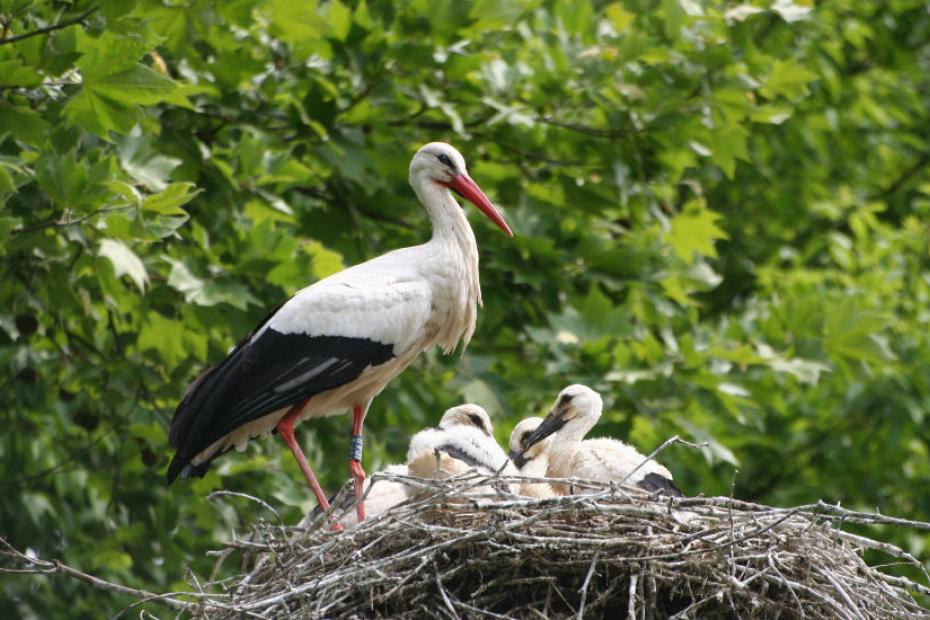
[0,7,98,46]
[576,550,599,619]
[618,435,708,487]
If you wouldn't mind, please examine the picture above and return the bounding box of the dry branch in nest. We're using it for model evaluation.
[4,473,930,619]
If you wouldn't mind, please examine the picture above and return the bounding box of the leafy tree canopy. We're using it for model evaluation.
[2,0,929,615]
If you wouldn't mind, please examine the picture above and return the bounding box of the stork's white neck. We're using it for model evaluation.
[521,450,549,477]
[554,411,600,444]
[411,178,476,244]
[410,173,482,351]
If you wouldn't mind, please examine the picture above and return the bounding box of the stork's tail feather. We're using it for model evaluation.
[166,455,213,483]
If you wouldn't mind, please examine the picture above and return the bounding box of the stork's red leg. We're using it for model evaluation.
[277,399,330,512]
[349,402,370,522]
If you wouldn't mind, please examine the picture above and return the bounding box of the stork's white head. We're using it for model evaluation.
[438,403,494,437]
[410,142,468,185]
[409,142,512,236]
[507,416,554,469]
[518,385,603,453]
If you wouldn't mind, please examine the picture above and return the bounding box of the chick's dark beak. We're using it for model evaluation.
[520,412,568,451]
[508,450,528,469]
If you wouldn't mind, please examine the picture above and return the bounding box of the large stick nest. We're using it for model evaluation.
[189,472,930,619]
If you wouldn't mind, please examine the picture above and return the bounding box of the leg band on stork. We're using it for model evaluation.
[350,434,364,462]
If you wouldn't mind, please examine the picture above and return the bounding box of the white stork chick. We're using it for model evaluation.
[302,463,412,529]
[407,404,517,493]
[516,385,683,497]
[166,142,512,523]
[507,417,555,498]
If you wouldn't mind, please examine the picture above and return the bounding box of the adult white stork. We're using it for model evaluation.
[167,142,512,523]
[515,385,683,497]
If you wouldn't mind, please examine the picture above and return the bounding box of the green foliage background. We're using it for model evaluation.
[2,0,930,615]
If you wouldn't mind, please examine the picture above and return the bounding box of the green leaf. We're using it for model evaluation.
[0,104,50,143]
[117,130,182,191]
[760,59,818,100]
[354,0,373,28]
[66,61,181,137]
[63,87,141,136]
[824,306,895,366]
[661,0,686,38]
[0,59,43,88]
[0,166,15,193]
[708,125,749,179]
[35,152,85,207]
[327,0,352,41]
[604,4,636,31]
[98,239,149,291]
[468,0,524,30]
[75,30,151,80]
[548,286,633,343]
[142,183,199,216]
[573,286,633,338]
[750,104,792,125]
[665,200,728,261]
[555,0,594,36]
[137,312,186,366]
[266,0,326,44]
[163,257,259,310]
[89,64,179,106]
[306,240,345,279]
[459,379,505,417]
[99,0,137,20]
[94,550,133,572]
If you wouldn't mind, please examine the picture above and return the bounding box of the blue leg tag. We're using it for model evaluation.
[350,434,364,462]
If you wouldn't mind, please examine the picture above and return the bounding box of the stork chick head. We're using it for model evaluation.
[409,142,512,236]
[507,416,554,469]
[438,403,493,437]
[519,384,603,452]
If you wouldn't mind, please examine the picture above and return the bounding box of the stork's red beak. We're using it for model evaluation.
[445,174,513,237]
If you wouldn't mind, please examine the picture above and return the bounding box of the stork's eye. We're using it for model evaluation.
[467,413,482,427]
[437,153,453,167]
[521,431,532,447]
[558,393,575,408]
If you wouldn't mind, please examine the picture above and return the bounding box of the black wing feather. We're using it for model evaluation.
[637,472,684,497]
[167,327,394,482]
[435,444,490,470]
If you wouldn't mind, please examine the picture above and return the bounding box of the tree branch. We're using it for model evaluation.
[881,151,930,198]
[11,205,129,235]
[0,6,98,47]
[0,538,191,611]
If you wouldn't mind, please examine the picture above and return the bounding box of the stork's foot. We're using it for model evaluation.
[349,459,367,522]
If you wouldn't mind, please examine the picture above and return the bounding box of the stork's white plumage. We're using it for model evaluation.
[406,404,517,491]
[167,143,512,523]
[517,385,683,497]
[507,417,555,498]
